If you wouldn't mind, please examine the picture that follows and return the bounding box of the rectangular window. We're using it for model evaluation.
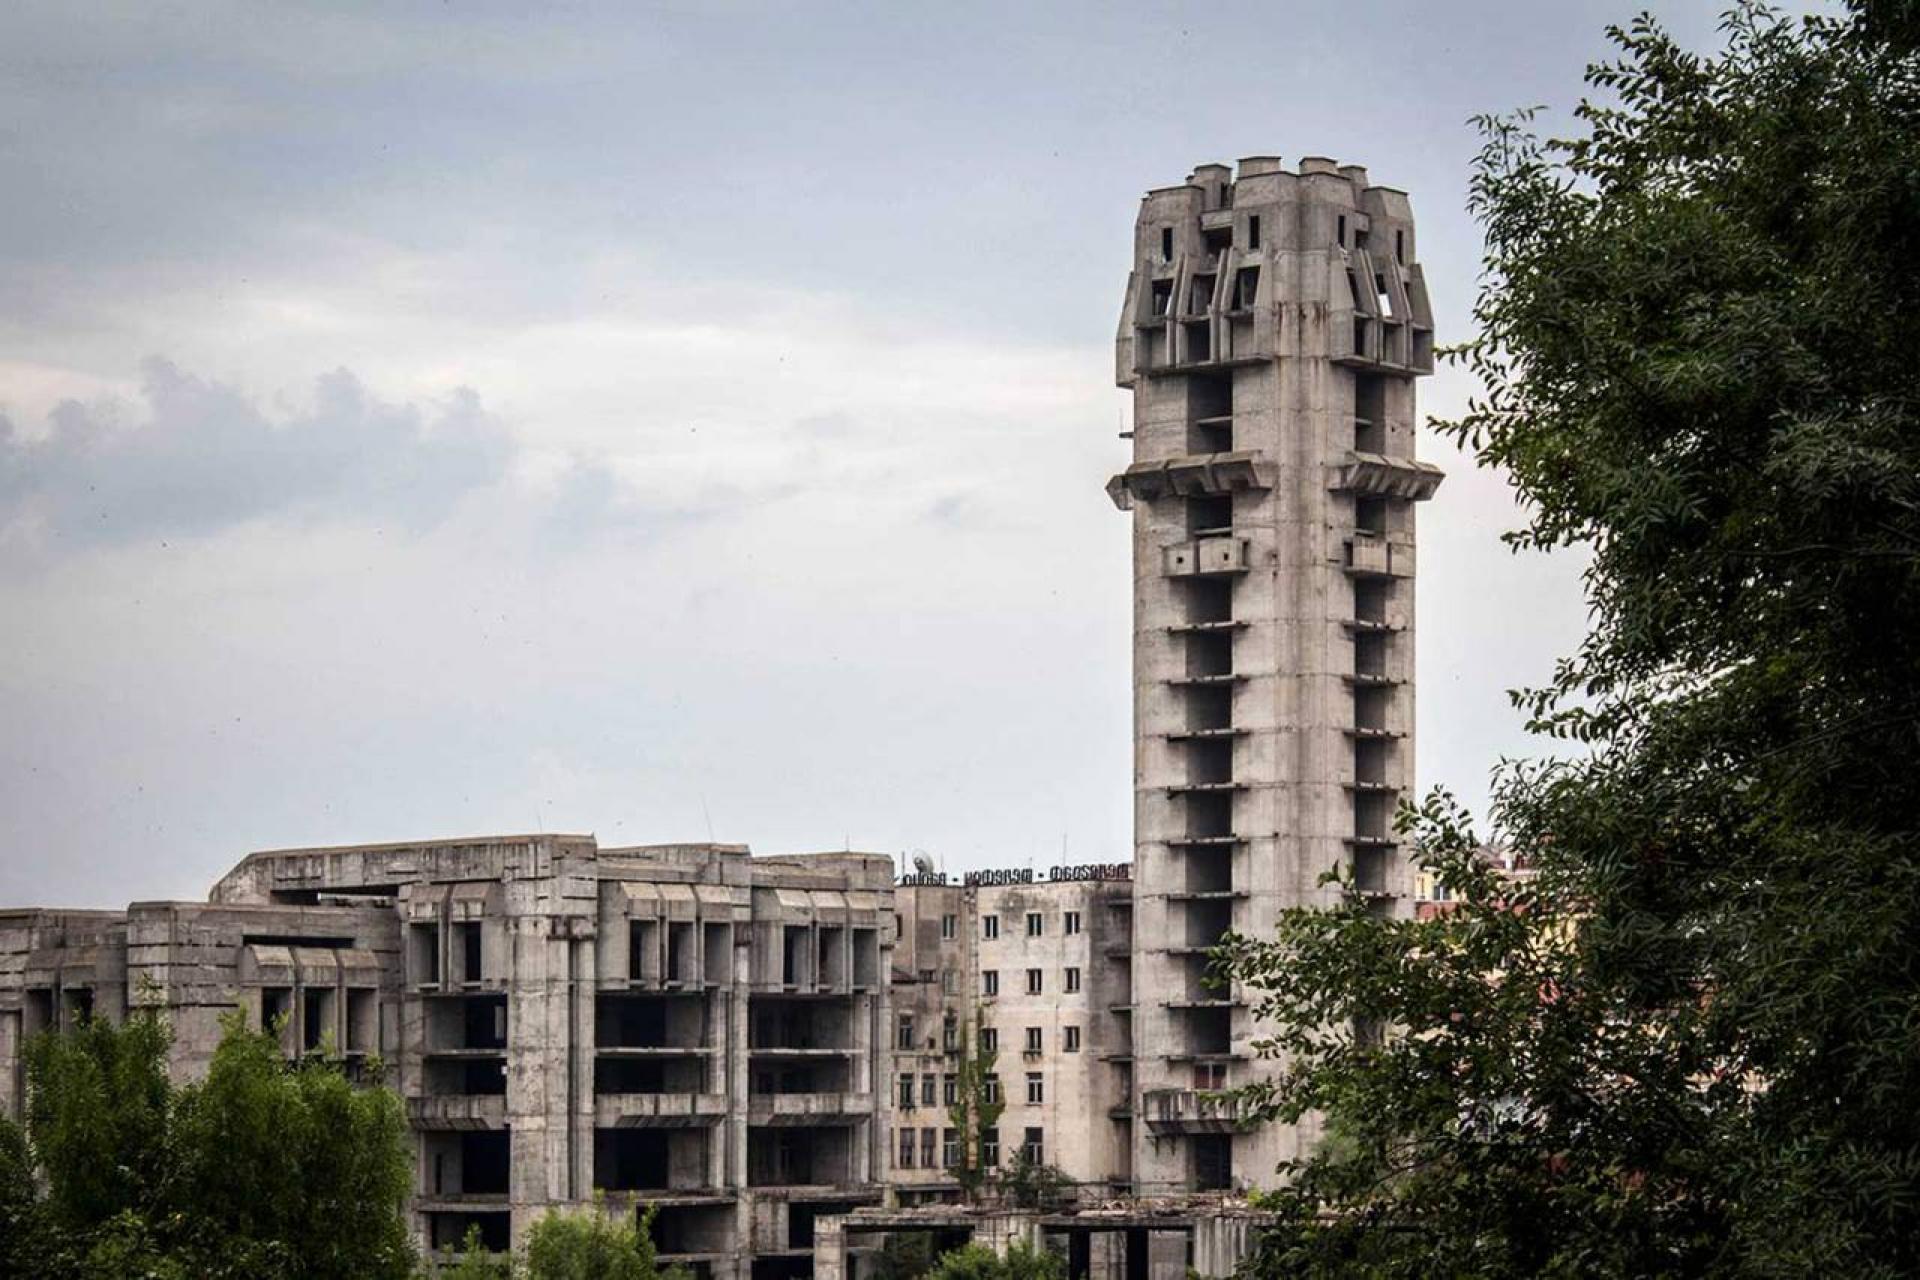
[980,1027,998,1054]
[943,1017,959,1052]
[899,1074,915,1110]
[1063,911,1081,935]
[982,970,999,997]
[942,970,959,995]
[983,1127,1000,1167]
[1064,1025,1081,1053]
[941,914,957,940]
[1025,912,1043,937]
[1195,1061,1228,1090]
[1161,227,1173,260]
[1026,1073,1044,1104]
[983,916,999,941]
[1026,969,1043,995]
[1023,1126,1044,1163]
[894,913,903,940]
[943,1074,958,1106]
[985,1074,1003,1105]
[921,1127,937,1168]
[1247,214,1261,250]
[1065,967,1081,994]
[899,1129,915,1168]
[1395,229,1405,263]
[1337,214,1347,247]
[921,1074,937,1107]
[897,1016,915,1050]
[1024,1026,1042,1055]
[943,1128,960,1169]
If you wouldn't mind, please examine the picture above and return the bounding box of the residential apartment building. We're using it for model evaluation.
[889,868,1134,1202]
[0,835,893,1279]
[1111,156,1440,1191]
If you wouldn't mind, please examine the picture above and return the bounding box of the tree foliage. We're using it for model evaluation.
[946,1013,1005,1202]
[1217,4,1920,1276]
[924,1240,1065,1280]
[9,1009,415,1279]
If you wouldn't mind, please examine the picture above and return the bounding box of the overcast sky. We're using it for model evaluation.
[0,1,1745,907]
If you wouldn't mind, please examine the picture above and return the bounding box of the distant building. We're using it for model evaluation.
[1111,155,1440,1190]
[1,835,893,1278]
[890,867,1134,1202]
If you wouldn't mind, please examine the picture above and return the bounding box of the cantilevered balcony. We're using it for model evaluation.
[1106,451,1276,510]
[1142,1088,1250,1135]
[1329,451,1446,502]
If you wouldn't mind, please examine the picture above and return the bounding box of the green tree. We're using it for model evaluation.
[924,1240,1065,1280]
[995,1151,1070,1211]
[946,1013,1004,1202]
[9,1010,416,1279]
[167,1013,415,1278]
[524,1202,679,1280]
[1216,4,1920,1277]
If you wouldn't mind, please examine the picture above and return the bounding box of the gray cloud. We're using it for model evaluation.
[0,358,512,550]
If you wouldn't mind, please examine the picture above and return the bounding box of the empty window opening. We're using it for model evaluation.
[1233,266,1259,310]
[302,986,335,1053]
[1025,969,1043,995]
[1064,911,1081,936]
[1064,1025,1081,1052]
[1347,270,1367,309]
[1355,736,1392,786]
[1245,215,1261,250]
[1186,900,1232,949]
[781,926,811,987]
[458,993,508,1050]
[1182,320,1212,363]
[1353,317,1371,359]
[983,1128,1001,1166]
[629,919,657,983]
[1353,579,1391,626]
[1189,737,1234,785]
[1160,227,1174,260]
[1395,229,1405,262]
[1354,374,1387,452]
[1375,273,1396,319]
[1188,629,1233,678]
[1193,1134,1232,1191]
[983,969,999,996]
[1064,969,1082,995]
[1025,912,1043,937]
[1189,1006,1232,1055]
[1187,790,1234,839]
[1182,681,1232,732]
[1184,576,1234,625]
[429,1211,509,1254]
[1026,1074,1045,1104]
[666,923,695,986]
[705,923,733,986]
[1150,278,1172,317]
[1022,1126,1045,1162]
[1184,854,1234,896]
[23,989,53,1036]
[260,986,293,1040]
[1337,214,1347,246]
[595,1128,691,1192]
[1354,793,1395,842]
[850,928,878,989]
[409,923,441,986]
[1356,496,1388,537]
[1355,632,1390,680]
[1354,846,1392,895]
[1355,227,1370,251]
[452,923,482,985]
[63,987,94,1028]
[1024,1026,1043,1055]
[980,1028,998,1055]
[940,914,956,939]
[983,915,1000,940]
[1354,685,1392,734]
[346,989,377,1054]
[1187,275,1216,314]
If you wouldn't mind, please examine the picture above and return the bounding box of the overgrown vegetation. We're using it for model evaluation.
[923,1240,1065,1280]
[946,1013,1005,1202]
[1,1007,414,1278]
[1216,3,1920,1277]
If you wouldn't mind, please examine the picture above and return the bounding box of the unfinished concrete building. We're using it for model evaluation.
[890,870,1135,1201]
[1110,156,1441,1191]
[0,835,894,1278]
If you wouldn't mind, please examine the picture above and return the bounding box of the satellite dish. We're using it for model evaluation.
[911,852,935,875]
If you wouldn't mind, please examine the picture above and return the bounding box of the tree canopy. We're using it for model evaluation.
[2,1008,415,1279]
[1216,3,1920,1276]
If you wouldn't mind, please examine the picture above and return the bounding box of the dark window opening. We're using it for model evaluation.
[1336,214,1346,246]
[1187,493,1232,534]
[1193,1134,1232,1191]
[1355,736,1391,786]
[1186,791,1234,840]
[1354,374,1387,452]
[1353,579,1391,626]
[463,994,508,1050]
[1187,275,1216,314]
[1354,631,1390,679]
[1186,683,1233,734]
[1246,215,1260,250]
[1184,576,1234,625]
[1182,321,1211,363]
[1187,630,1233,679]
[1395,229,1405,262]
[462,1130,511,1194]
[1232,266,1259,310]
[1161,227,1173,261]
[1188,737,1234,786]
[1356,496,1388,537]
[1150,279,1172,316]
[262,986,293,1035]
[410,923,441,986]
[302,986,333,1053]
[429,1211,509,1254]
[64,987,95,1027]
[1354,685,1392,734]
[455,922,483,984]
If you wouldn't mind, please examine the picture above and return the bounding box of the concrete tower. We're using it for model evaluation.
[1109,156,1441,1192]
